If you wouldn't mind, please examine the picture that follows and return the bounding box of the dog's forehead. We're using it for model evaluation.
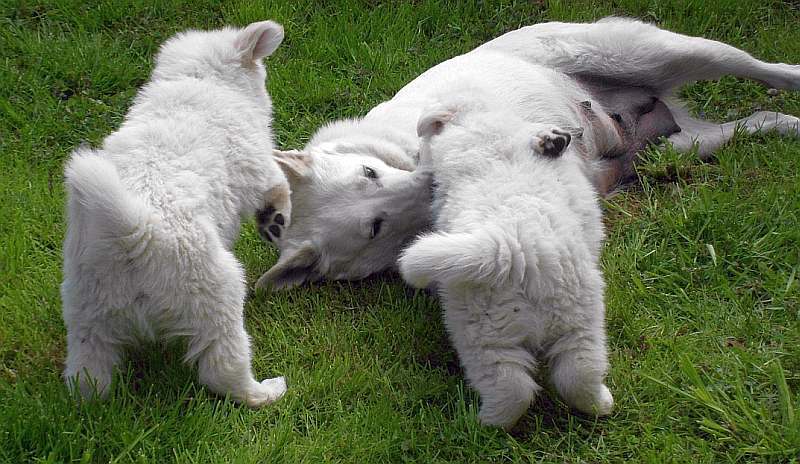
[158,29,236,61]
[309,144,389,169]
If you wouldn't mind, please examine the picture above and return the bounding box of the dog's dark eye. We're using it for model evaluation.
[363,166,378,179]
[370,218,383,238]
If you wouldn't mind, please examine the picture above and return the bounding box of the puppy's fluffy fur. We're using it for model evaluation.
[399,99,613,429]
[61,21,290,406]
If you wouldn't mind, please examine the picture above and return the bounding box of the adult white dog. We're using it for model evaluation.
[62,21,290,406]
[259,18,800,288]
[399,96,610,429]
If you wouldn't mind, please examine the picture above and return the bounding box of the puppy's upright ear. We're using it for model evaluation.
[256,241,320,290]
[417,108,454,138]
[273,149,313,181]
[236,20,284,62]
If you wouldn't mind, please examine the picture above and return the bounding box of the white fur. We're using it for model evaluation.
[262,18,800,286]
[399,101,612,429]
[61,21,290,407]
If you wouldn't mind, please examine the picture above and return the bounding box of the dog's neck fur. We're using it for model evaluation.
[306,117,419,171]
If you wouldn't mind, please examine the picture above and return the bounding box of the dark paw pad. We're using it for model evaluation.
[542,130,571,158]
[256,205,285,243]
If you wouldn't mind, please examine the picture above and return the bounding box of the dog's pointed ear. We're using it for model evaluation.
[417,108,454,138]
[256,242,319,290]
[273,149,312,180]
[236,20,284,62]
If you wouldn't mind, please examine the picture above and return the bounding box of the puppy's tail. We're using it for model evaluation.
[65,148,160,255]
[398,226,525,289]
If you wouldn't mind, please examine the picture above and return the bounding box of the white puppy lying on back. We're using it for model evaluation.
[61,21,291,406]
[399,99,612,430]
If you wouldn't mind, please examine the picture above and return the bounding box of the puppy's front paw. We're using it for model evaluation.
[257,184,292,243]
[532,127,572,158]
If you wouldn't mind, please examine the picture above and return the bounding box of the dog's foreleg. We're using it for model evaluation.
[256,181,292,245]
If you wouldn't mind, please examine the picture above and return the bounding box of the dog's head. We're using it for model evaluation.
[256,145,434,289]
[153,20,284,99]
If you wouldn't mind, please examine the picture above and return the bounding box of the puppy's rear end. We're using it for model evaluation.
[61,149,164,398]
[60,21,290,407]
[399,225,540,430]
[401,102,613,430]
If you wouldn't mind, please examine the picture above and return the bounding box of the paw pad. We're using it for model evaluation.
[540,129,572,158]
[256,205,286,243]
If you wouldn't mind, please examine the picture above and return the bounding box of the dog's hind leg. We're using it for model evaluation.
[63,309,125,399]
[484,18,800,92]
[665,102,800,159]
[182,248,286,407]
[472,358,540,430]
[443,295,540,430]
[546,301,613,416]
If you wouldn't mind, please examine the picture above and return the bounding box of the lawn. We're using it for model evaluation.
[1,0,799,462]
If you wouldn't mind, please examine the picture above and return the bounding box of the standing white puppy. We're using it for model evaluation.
[399,99,612,429]
[61,21,290,406]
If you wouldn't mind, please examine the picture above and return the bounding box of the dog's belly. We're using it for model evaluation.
[579,81,682,156]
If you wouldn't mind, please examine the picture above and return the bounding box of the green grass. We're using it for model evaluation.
[1,0,799,462]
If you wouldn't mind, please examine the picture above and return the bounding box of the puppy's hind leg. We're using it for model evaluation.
[472,358,541,431]
[546,303,613,416]
[256,181,291,244]
[444,300,540,430]
[183,248,286,407]
[62,308,125,399]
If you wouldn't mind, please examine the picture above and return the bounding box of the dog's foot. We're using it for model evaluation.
[65,371,112,402]
[256,205,284,242]
[571,384,614,416]
[532,127,572,158]
[257,183,292,243]
[244,376,287,408]
[762,63,800,91]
